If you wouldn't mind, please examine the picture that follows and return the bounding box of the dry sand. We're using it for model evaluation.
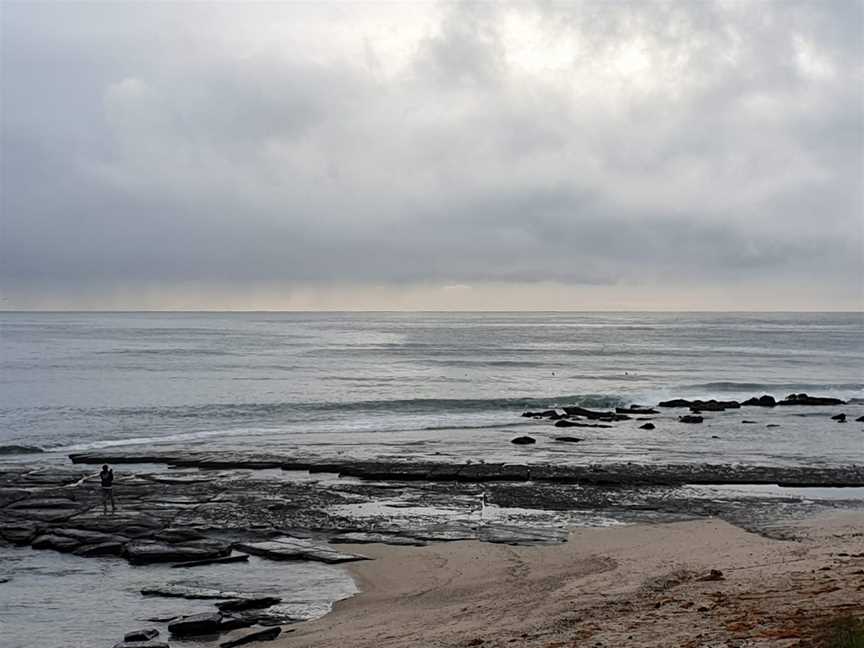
[280,512,864,648]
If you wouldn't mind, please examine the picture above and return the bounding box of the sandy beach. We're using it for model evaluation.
[286,512,864,648]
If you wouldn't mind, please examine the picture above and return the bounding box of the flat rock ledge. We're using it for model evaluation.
[69,451,864,487]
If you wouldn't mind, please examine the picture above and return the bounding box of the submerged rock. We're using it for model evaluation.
[141,585,261,600]
[520,409,559,418]
[553,436,583,443]
[124,629,159,642]
[554,420,611,429]
[0,445,43,455]
[616,406,659,415]
[639,423,655,430]
[678,415,704,424]
[216,596,282,613]
[831,413,847,422]
[510,436,536,445]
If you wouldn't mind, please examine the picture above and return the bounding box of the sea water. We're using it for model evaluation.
[1,311,862,466]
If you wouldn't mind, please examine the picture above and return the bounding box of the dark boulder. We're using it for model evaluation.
[639,423,655,430]
[113,642,168,648]
[511,436,536,445]
[832,413,847,422]
[688,400,740,412]
[857,416,864,422]
[562,406,629,421]
[742,395,776,407]
[553,420,611,429]
[553,436,583,443]
[521,409,560,418]
[779,393,845,406]
[741,420,757,424]
[124,629,159,642]
[679,415,703,424]
[658,399,692,408]
[168,612,223,636]
[220,627,282,648]
[553,419,579,428]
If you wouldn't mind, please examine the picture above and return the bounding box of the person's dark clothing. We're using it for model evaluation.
[100,469,114,488]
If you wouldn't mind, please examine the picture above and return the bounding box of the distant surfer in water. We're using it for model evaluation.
[99,464,116,514]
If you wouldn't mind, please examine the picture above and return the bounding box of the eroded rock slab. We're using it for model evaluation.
[220,626,282,648]
[330,532,427,546]
[216,596,282,613]
[124,539,229,564]
[234,537,369,564]
[141,585,264,600]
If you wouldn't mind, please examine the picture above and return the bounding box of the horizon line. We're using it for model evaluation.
[1,309,862,314]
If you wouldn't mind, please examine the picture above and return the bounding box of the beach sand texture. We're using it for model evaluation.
[285,512,864,648]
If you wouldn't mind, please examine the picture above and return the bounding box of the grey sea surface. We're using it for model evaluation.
[1,311,863,465]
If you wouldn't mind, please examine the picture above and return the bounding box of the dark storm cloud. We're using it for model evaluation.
[1,1,862,307]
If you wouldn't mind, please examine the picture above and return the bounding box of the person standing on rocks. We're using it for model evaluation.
[99,464,116,514]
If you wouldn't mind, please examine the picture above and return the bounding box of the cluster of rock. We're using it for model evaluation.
[517,393,854,438]
[110,610,283,647]
[658,393,846,411]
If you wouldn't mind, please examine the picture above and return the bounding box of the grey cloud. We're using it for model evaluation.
[1,0,862,307]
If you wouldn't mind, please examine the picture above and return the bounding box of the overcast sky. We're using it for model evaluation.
[2,1,862,310]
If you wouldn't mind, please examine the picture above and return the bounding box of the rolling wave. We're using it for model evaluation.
[37,394,627,422]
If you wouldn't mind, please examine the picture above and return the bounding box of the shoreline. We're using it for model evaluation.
[285,511,864,648]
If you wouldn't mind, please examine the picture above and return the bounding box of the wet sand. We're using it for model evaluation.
[285,511,864,648]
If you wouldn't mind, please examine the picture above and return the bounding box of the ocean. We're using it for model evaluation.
[2,311,864,648]
[2,311,862,466]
